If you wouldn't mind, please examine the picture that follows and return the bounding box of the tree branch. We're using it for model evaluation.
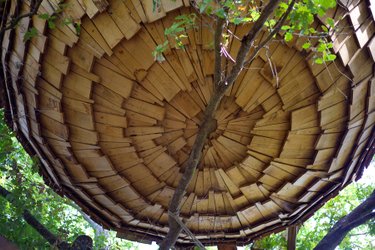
[214,15,225,86]
[0,0,43,37]
[0,184,93,249]
[67,199,109,239]
[159,92,222,250]
[0,184,69,248]
[314,189,375,250]
[159,1,283,249]
[244,0,296,66]
[220,0,282,93]
[23,209,69,248]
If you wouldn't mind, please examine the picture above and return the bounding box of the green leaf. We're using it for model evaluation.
[314,0,336,9]
[47,20,56,29]
[321,25,328,32]
[216,8,226,19]
[23,27,38,42]
[326,54,336,61]
[152,41,168,62]
[265,19,276,28]
[281,25,290,31]
[74,23,81,35]
[250,10,260,21]
[198,0,211,13]
[38,13,50,20]
[284,32,293,42]
[309,27,316,34]
[174,27,185,33]
[152,0,161,12]
[205,5,213,15]
[302,42,311,50]
[63,18,73,25]
[326,17,335,27]
[314,57,324,64]
[233,17,243,25]
[317,8,326,16]
[317,43,326,52]
[279,2,288,10]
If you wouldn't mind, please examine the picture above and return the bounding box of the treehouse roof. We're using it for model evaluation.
[1,0,374,246]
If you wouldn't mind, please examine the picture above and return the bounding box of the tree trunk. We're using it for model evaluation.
[159,91,225,249]
[314,189,375,250]
[22,209,70,249]
[0,184,92,250]
[0,236,18,250]
[159,1,283,249]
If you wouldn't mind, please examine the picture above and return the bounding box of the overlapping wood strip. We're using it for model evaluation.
[1,0,374,246]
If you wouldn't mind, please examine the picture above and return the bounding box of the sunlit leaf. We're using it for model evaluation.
[284,32,293,42]
[326,17,335,27]
[315,57,324,64]
[302,42,311,49]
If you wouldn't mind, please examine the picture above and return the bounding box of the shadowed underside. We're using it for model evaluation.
[1,0,375,246]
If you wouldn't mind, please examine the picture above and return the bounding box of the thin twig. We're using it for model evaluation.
[266,47,279,87]
[214,15,226,86]
[0,0,43,37]
[169,212,206,249]
[244,0,296,66]
[221,0,283,90]
[160,1,283,249]
[314,190,375,250]
[0,184,70,248]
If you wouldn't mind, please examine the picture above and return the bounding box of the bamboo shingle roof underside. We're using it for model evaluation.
[1,0,374,246]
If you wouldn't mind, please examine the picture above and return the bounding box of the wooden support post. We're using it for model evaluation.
[287,226,298,250]
[217,243,237,250]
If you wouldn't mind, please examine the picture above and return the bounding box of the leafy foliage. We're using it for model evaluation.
[153,0,339,64]
[0,109,137,249]
[23,27,38,42]
[247,167,375,250]
[21,2,81,42]
[152,13,197,61]
[297,181,374,250]
[0,110,85,248]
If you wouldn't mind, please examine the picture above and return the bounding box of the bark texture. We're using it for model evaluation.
[313,189,375,250]
[0,0,43,36]
[0,185,93,249]
[160,1,282,249]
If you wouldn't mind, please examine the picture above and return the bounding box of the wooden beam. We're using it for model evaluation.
[287,226,298,250]
[218,243,237,250]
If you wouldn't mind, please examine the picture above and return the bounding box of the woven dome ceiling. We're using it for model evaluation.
[1,0,375,246]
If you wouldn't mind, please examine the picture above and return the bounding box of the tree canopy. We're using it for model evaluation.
[0,109,137,249]
[153,0,338,65]
[250,169,375,250]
